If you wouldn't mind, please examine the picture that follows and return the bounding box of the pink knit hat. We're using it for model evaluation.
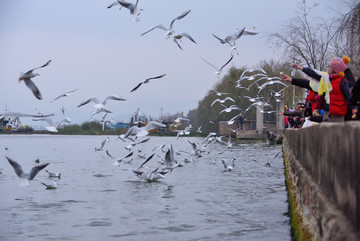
[329,57,348,77]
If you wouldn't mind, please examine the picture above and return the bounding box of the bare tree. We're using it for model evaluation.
[270,0,345,70]
[332,1,360,78]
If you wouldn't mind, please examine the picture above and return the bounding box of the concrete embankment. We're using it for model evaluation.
[282,122,360,240]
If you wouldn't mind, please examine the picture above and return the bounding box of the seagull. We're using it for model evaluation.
[173,32,196,50]
[18,60,51,100]
[257,80,288,95]
[141,9,191,39]
[196,126,202,133]
[41,181,58,189]
[163,144,179,171]
[217,104,242,116]
[106,150,134,166]
[188,140,205,157]
[49,89,78,103]
[117,0,143,22]
[95,137,110,151]
[173,125,192,139]
[32,117,71,133]
[124,137,150,151]
[107,0,124,9]
[0,111,54,120]
[210,97,235,107]
[201,55,233,79]
[78,95,126,109]
[222,158,235,172]
[6,156,49,185]
[46,169,61,179]
[133,167,166,182]
[237,68,267,84]
[212,27,258,55]
[77,95,126,116]
[122,121,166,138]
[130,74,166,92]
[226,113,240,125]
[266,131,277,144]
[212,90,230,97]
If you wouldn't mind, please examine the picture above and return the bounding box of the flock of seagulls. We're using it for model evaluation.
[2,1,284,188]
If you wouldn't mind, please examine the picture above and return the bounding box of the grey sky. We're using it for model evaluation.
[0,0,346,128]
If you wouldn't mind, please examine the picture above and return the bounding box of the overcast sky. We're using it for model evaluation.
[0,0,346,128]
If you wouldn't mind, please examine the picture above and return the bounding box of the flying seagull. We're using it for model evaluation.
[95,137,110,152]
[141,9,191,39]
[210,97,235,107]
[130,74,166,92]
[6,156,49,185]
[117,0,143,22]
[213,27,258,54]
[122,121,166,138]
[50,89,78,103]
[173,32,196,50]
[18,60,51,100]
[106,150,134,166]
[201,55,233,79]
[77,95,126,116]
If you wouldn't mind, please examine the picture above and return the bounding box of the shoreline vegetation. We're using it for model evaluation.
[0,121,205,137]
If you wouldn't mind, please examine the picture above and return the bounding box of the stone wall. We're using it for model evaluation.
[283,122,360,240]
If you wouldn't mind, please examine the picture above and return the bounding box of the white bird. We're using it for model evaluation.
[238,68,267,83]
[173,32,197,50]
[257,80,288,95]
[117,0,143,22]
[124,137,150,151]
[133,167,166,182]
[213,27,258,55]
[163,144,179,171]
[196,126,202,133]
[78,95,126,109]
[123,121,166,138]
[187,140,205,157]
[46,169,61,179]
[0,111,54,120]
[6,156,49,185]
[78,95,126,116]
[222,158,235,172]
[201,55,233,79]
[32,117,71,133]
[49,89,78,103]
[173,125,192,139]
[218,104,242,116]
[226,113,241,125]
[18,60,51,100]
[210,97,235,107]
[95,137,110,151]
[141,9,191,39]
[106,150,134,166]
[130,74,166,92]
[41,181,58,189]
[213,90,230,97]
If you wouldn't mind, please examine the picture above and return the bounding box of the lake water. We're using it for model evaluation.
[0,135,291,241]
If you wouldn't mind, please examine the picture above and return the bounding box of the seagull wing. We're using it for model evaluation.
[23,78,42,100]
[106,150,116,160]
[138,153,155,169]
[103,95,127,104]
[144,74,166,83]
[144,121,166,132]
[29,60,51,72]
[210,99,220,107]
[29,162,50,180]
[221,159,228,169]
[77,97,100,107]
[201,57,219,71]
[212,33,227,44]
[141,24,168,36]
[219,55,234,71]
[118,0,134,11]
[179,32,196,43]
[130,82,143,92]
[6,156,25,178]
[169,9,191,29]
[173,38,183,50]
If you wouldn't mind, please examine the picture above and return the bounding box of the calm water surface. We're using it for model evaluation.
[0,135,290,241]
